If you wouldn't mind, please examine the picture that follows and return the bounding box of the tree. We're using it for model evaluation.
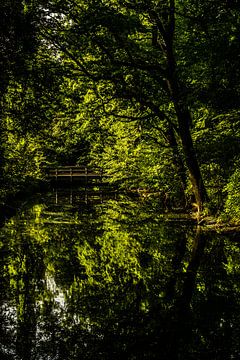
[38,0,209,210]
[0,0,38,182]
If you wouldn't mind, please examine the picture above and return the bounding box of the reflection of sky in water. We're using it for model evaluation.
[1,303,17,338]
[46,272,66,309]
[44,271,91,331]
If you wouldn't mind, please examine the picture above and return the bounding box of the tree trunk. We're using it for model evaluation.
[0,105,5,187]
[165,43,207,211]
[174,102,208,211]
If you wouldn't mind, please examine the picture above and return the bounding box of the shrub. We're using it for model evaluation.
[222,168,240,223]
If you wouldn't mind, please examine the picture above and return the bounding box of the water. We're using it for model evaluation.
[0,189,240,359]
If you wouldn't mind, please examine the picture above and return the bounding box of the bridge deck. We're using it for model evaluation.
[47,166,108,180]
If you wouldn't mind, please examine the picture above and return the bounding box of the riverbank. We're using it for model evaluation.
[1,183,240,237]
[202,219,240,235]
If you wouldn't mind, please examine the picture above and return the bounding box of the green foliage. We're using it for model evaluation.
[0,0,240,217]
[222,167,240,223]
[192,109,240,213]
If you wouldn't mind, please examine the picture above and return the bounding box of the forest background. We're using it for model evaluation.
[0,0,240,222]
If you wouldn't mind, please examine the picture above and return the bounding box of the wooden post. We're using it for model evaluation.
[70,167,73,183]
[55,168,58,182]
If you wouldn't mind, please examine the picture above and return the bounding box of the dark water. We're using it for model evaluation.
[0,189,240,360]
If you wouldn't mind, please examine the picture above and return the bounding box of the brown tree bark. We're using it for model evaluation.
[174,100,208,211]
[170,93,207,211]
[164,32,208,211]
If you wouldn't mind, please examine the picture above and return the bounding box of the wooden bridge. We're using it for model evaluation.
[47,166,108,183]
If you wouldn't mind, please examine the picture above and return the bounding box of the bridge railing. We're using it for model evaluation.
[47,166,105,180]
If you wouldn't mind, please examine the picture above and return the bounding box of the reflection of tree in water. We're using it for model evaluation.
[0,218,46,360]
[0,196,239,359]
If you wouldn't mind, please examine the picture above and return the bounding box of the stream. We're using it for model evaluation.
[0,188,239,359]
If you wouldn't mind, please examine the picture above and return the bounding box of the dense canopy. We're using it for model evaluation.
[0,0,240,220]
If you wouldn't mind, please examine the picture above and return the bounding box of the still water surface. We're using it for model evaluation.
[0,189,240,359]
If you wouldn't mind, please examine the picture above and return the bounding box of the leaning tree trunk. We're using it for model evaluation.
[0,106,5,188]
[168,77,207,211]
[174,102,208,211]
[165,40,207,212]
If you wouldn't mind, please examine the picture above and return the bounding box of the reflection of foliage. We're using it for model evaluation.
[0,195,239,359]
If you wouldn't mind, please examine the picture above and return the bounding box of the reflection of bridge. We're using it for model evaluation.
[52,189,118,206]
[48,166,109,183]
